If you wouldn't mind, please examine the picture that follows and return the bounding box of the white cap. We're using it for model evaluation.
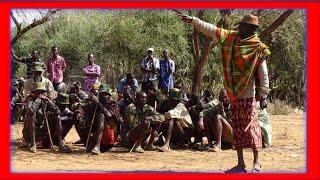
[147,48,154,52]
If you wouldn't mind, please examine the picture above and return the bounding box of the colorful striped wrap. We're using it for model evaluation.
[215,28,271,101]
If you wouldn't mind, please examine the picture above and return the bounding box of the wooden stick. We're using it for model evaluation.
[43,103,57,151]
[84,93,99,154]
[244,110,260,132]
[172,9,183,15]
[129,140,138,153]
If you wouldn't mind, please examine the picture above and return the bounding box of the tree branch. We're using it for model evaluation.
[11,9,60,46]
[10,11,21,32]
[260,9,294,38]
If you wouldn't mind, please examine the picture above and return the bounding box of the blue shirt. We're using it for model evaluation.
[159,59,175,91]
[116,77,139,93]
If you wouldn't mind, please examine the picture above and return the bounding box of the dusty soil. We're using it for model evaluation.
[11,114,305,173]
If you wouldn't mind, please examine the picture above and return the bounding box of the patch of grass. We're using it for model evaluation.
[268,100,294,115]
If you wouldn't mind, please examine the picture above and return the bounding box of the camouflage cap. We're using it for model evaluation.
[56,93,70,105]
[99,84,112,94]
[168,88,182,101]
[32,61,45,72]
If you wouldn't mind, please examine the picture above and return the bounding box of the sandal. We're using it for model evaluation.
[251,163,262,173]
[225,165,247,173]
[59,145,72,153]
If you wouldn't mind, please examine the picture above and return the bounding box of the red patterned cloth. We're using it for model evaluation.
[101,126,116,146]
[231,98,262,150]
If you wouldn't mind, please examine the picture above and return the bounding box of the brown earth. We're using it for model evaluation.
[11,114,305,173]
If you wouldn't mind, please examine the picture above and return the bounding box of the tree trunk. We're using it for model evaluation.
[191,10,232,95]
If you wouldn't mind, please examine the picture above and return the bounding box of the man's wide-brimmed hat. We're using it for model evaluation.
[91,83,101,91]
[240,14,259,27]
[147,48,155,52]
[99,84,112,95]
[32,82,46,92]
[32,61,45,72]
[56,93,70,105]
[168,88,182,101]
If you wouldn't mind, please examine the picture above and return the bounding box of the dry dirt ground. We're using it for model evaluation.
[11,114,305,173]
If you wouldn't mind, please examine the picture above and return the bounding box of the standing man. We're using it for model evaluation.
[12,50,44,79]
[141,48,160,93]
[159,49,175,94]
[46,46,66,92]
[179,14,270,173]
[83,53,101,93]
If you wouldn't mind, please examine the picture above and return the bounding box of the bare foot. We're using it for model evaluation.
[208,145,221,152]
[133,146,144,153]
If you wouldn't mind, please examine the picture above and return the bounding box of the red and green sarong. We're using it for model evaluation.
[231,98,262,150]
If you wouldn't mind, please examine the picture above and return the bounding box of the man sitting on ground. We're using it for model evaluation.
[157,88,194,152]
[122,92,165,153]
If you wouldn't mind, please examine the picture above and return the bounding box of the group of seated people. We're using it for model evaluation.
[11,61,256,155]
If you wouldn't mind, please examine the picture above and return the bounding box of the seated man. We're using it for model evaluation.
[49,93,84,146]
[11,80,24,124]
[117,73,139,99]
[24,61,57,100]
[188,89,219,147]
[157,88,194,152]
[118,86,134,141]
[198,89,233,152]
[86,84,120,155]
[146,81,163,109]
[22,82,70,153]
[68,82,88,100]
[72,83,100,145]
[118,86,135,117]
[122,92,165,153]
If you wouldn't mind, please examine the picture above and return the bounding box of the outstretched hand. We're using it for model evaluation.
[176,13,193,24]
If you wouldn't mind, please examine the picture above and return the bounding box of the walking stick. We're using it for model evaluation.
[244,110,260,132]
[84,93,99,154]
[129,140,138,153]
[43,103,57,151]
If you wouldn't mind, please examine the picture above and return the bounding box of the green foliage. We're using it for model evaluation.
[12,9,305,106]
